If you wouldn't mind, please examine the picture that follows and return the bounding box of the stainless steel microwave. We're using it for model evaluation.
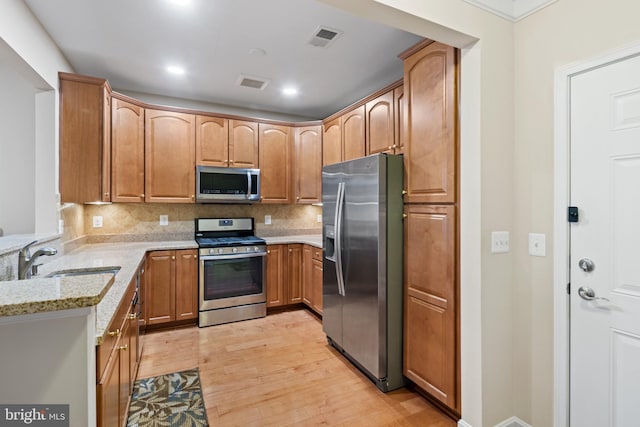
[196,166,260,203]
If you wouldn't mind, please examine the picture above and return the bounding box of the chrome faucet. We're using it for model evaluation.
[18,240,58,280]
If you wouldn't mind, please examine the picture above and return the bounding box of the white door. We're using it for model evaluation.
[570,54,640,427]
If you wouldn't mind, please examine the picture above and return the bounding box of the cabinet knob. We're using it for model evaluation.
[403,213,408,219]
[193,254,197,259]
[229,160,234,164]
[191,195,195,200]
[267,250,271,254]
[296,196,300,200]
[392,145,397,148]
[140,194,145,198]
[118,344,128,351]
[107,328,121,337]
[223,160,228,164]
[289,249,292,253]
[128,313,137,320]
[402,190,407,196]
[104,192,110,197]
[171,256,175,260]
[388,146,392,150]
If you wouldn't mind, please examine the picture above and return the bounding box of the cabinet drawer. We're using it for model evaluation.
[312,247,323,261]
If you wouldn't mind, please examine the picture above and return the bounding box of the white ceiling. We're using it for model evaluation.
[24,0,424,120]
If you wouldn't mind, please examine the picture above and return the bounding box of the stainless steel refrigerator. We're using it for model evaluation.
[322,153,404,392]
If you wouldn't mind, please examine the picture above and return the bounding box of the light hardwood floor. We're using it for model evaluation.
[138,309,456,426]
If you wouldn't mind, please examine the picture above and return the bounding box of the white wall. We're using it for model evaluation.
[0,61,36,234]
[0,0,73,237]
[513,1,640,425]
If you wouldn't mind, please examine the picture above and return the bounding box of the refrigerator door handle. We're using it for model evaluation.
[335,182,346,296]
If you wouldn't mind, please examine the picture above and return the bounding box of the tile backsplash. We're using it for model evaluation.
[67,203,321,242]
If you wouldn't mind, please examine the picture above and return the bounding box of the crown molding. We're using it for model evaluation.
[463,0,558,22]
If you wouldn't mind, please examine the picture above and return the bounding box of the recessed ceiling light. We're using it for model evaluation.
[166,66,185,75]
[282,87,298,96]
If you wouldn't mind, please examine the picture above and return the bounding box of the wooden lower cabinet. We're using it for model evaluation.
[266,244,304,307]
[145,249,198,326]
[97,278,139,427]
[403,204,458,412]
[302,245,323,315]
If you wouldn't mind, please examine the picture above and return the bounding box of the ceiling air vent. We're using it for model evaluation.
[308,26,343,48]
[236,74,270,90]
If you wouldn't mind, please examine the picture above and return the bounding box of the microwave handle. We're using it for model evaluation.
[246,171,252,199]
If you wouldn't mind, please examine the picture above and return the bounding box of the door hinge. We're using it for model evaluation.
[568,206,579,223]
[567,282,571,295]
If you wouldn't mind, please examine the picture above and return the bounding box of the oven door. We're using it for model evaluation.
[199,251,266,311]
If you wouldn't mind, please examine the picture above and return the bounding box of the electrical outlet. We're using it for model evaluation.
[265,215,272,225]
[491,231,509,253]
[159,215,169,226]
[529,233,546,257]
[92,216,103,228]
[317,214,322,223]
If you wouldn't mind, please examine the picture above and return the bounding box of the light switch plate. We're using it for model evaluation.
[529,233,546,256]
[317,214,322,223]
[159,215,169,226]
[265,215,272,225]
[92,216,103,228]
[491,231,509,253]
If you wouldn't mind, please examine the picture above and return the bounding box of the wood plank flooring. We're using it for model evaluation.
[137,309,456,426]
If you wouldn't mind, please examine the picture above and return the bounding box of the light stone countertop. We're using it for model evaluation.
[262,234,322,248]
[0,240,197,345]
[0,235,321,345]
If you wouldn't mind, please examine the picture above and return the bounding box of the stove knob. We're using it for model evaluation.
[232,247,238,253]
[246,247,251,252]
[209,249,215,255]
[254,246,259,252]
[218,248,224,254]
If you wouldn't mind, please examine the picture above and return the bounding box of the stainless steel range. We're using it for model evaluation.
[195,217,267,327]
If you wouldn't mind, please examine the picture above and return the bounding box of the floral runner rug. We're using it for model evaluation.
[126,368,209,427]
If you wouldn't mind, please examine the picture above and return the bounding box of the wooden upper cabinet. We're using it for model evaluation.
[366,91,395,155]
[59,72,111,203]
[403,204,457,411]
[111,96,145,203]
[294,125,322,204]
[145,109,195,203]
[196,116,228,166]
[403,41,457,204]
[259,124,292,204]
[394,85,405,155]
[323,117,342,166]
[342,105,365,161]
[229,120,259,168]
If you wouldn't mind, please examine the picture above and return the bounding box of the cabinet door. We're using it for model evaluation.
[404,42,456,204]
[229,120,259,168]
[342,105,365,161]
[196,116,228,166]
[294,125,322,204]
[111,97,145,202]
[366,91,395,155]
[287,244,303,304]
[403,204,457,410]
[119,318,131,423]
[323,118,342,166]
[311,258,323,315]
[145,251,176,325]
[259,124,292,203]
[97,348,120,427]
[266,245,285,307]
[302,245,313,307]
[59,74,111,203]
[175,249,198,321]
[394,85,405,155]
[145,110,195,203]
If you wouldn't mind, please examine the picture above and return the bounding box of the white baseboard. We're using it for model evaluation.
[495,416,532,427]
[458,416,532,427]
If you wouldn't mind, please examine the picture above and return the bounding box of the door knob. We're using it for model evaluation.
[578,286,609,302]
[578,258,595,272]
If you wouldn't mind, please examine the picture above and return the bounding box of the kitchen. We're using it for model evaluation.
[1,0,459,426]
[3,1,637,426]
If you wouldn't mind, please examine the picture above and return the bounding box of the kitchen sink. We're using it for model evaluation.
[45,266,121,278]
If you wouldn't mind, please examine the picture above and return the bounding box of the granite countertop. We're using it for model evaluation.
[0,233,321,345]
[0,240,197,344]
[262,234,322,248]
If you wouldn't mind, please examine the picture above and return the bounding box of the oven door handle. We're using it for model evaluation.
[200,252,266,261]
